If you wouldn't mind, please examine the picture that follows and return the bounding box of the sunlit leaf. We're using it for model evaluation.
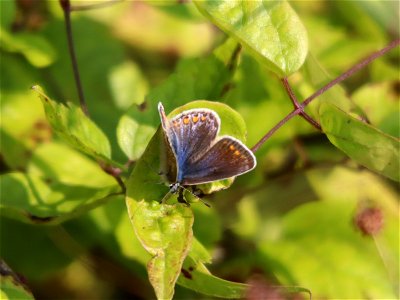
[0,27,56,68]
[130,201,193,300]
[109,61,149,110]
[177,256,248,299]
[320,102,399,181]
[31,85,121,167]
[0,172,121,225]
[194,0,308,76]
[126,100,250,298]
[0,91,48,170]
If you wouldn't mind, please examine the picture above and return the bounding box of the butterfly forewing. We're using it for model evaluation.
[159,104,221,182]
[181,136,256,185]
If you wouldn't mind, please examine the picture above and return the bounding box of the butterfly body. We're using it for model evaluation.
[158,102,256,198]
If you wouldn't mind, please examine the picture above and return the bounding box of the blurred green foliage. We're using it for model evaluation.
[0,1,399,299]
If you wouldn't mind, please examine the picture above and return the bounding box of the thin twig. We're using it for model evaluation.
[101,163,126,194]
[60,0,89,116]
[251,39,400,153]
[281,78,321,130]
[301,39,400,108]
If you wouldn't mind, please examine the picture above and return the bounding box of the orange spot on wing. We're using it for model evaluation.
[192,115,199,123]
[183,117,190,124]
[229,145,236,151]
[234,150,240,156]
[201,115,207,121]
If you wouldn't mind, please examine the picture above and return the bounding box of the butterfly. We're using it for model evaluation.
[158,102,256,202]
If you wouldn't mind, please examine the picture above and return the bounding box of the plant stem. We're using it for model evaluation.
[302,38,400,107]
[251,39,400,153]
[60,0,89,116]
[281,78,321,130]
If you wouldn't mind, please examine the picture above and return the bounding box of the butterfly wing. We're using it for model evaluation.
[181,136,256,185]
[158,103,221,183]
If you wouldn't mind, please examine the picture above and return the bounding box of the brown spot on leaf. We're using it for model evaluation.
[138,100,148,112]
[27,213,55,224]
[181,268,192,280]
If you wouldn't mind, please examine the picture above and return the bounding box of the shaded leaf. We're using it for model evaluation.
[0,218,72,280]
[194,0,308,76]
[0,260,34,300]
[319,102,399,181]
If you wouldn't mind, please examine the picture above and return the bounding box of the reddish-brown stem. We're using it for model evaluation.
[302,39,400,108]
[60,0,127,192]
[60,0,89,116]
[281,78,321,130]
[251,39,400,153]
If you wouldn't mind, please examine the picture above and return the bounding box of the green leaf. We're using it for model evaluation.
[319,102,399,181]
[0,91,48,170]
[0,27,56,68]
[0,172,121,225]
[126,100,249,298]
[351,81,399,137]
[108,61,149,110]
[177,256,248,299]
[1,218,73,280]
[232,166,398,298]
[116,38,240,161]
[31,85,120,167]
[27,142,118,188]
[0,260,34,300]
[116,113,156,161]
[129,201,194,300]
[194,0,308,76]
[259,201,398,299]
[301,53,356,117]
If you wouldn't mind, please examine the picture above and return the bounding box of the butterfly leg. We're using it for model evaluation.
[160,190,172,204]
[177,188,190,206]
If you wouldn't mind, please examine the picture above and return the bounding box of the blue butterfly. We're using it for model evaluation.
[158,102,256,201]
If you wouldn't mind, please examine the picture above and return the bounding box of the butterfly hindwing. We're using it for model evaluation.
[181,136,256,185]
[158,102,256,187]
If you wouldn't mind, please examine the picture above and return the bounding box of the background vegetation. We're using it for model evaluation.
[1,1,399,299]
